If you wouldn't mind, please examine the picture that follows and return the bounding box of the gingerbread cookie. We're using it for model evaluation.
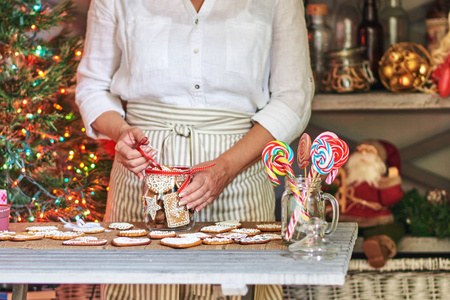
[144,194,161,221]
[215,232,247,240]
[257,233,282,240]
[255,224,282,232]
[63,236,108,246]
[11,232,45,241]
[179,232,212,240]
[236,236,271,245]
[149,230,176,239]
[200,225,233,234]
[230,228,261,236]
[117,229,149,237]
[108,222,134,230]
[163,192,190,228]
[0,231,16,241]
[202,237,233,245]
[73,226,105,234]
[26,225,59,232]
[215,220,241,229]
[112,237,151,247]
[50,231,85,240]
[160,237,202,249]
[145,165,175,194]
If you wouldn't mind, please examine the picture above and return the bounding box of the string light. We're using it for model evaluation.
[75,51,82,56]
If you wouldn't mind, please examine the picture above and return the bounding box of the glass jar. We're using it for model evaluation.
[321,47,374,93]
[330,0,361,50]
[379,0,409,52]
[281,176,339,244]
[307,4,332,92]
[143,166,195,231]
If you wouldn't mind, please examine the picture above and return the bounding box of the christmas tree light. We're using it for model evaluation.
[0,0,113,222]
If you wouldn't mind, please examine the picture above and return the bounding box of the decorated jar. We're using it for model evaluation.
[143,166,195,231]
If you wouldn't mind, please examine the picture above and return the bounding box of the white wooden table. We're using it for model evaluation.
[0,222,357,299]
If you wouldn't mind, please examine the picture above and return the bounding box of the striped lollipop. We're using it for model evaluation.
[262,141,295,187]
[326,138,349,184]
[297,133,312,169]
[310,138,335,176]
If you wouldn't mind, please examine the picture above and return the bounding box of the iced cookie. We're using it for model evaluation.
[149,230,176,239]
[26,226,59,232]
[215,232,247,240]
[50,231,85,240]
[255,224,282,232]
[117,229,149,237]
[160,237,202,249]
[178,232,212,240]
[202,237,233,245]
[145,165,175,194]
[108,223,134,230]
[200,225,233,234]
[236,236,271,245]
[0,231,16,241]
[112,237,151,247]
[215,220,241,229]
[73,226,105,234]
[163,192,190,228]
[11,232,45,241]
[257,233,282,240]
[230,228,261,236]
[63,236,108,246]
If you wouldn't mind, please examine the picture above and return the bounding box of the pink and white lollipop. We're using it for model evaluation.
[326,138,349,184]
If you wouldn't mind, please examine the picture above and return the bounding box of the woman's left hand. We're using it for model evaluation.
[178,158,234,212]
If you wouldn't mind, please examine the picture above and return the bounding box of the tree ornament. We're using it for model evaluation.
[379,42,432,92]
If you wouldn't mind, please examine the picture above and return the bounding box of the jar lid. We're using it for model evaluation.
[326,47,367,65]
[306,4,328,16]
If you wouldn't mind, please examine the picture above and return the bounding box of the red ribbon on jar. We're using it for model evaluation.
[144,164,216,193]
[136,137,162,170]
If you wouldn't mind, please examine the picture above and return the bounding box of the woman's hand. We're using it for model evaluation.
[115,126,158,180]
[178,158,235,212]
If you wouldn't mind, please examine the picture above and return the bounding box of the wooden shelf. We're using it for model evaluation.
[312,92,450,111]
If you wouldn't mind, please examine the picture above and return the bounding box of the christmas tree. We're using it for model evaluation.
[0,0,112,223]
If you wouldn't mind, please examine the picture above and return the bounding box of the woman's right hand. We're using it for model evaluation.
[114,126,158,180]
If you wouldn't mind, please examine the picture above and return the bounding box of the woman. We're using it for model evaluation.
[76,0,314,299]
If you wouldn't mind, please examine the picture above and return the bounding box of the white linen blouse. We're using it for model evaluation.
[75,0,314,143]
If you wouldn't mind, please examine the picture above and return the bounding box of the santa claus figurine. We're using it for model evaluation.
[340,140,405,268]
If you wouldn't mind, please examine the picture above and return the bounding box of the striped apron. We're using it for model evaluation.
[102,102,282,300]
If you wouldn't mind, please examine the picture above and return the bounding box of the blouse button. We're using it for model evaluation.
[194,19,199,24]
[193,49,199,54]
[194,84,200,89]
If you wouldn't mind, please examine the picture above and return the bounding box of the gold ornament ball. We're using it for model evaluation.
[382,64,395,79]
[379,42,431,92]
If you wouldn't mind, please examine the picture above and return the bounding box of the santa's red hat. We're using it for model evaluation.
[358,140,402,174]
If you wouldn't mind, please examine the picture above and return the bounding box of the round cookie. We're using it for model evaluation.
[26,226,59,232]
[50,231,85,240]
[112,237,151,247]
[0,231,16,241]
[230,228,261,236]
[11,232,45,241]
[255,223,282,232]
[73,226,105,234]
[202,237,233,245]
[160,237,202,249]
[117,229,149,237]
[257,233,282,240]
[236,236,270,245]
[215,232,247,240]
[109,222,134,230]
[200,225,233,234]
[149,230,176,239]
[215,220,242,229]
[63,236,108,246]
[178,232,212,240]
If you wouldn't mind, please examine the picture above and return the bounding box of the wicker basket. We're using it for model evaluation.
[283,258,450,300]
[55,284,100,300]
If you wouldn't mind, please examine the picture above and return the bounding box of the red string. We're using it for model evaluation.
[135,136,162,170]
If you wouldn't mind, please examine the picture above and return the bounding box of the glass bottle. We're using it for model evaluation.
[358,0,384,86]
[379,0,409,52]
[307,4,332,92]
[426,0,449,53]
[330,0,361,50]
